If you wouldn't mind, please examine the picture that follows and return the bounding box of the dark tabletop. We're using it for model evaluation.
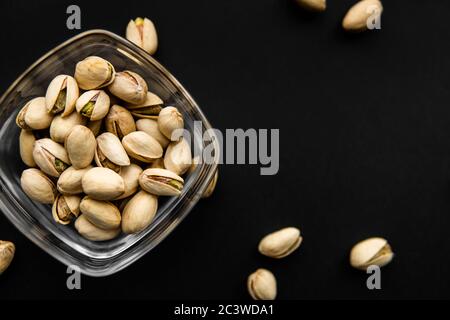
[1,0,449,300]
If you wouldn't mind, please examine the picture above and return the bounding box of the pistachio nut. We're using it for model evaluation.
[247,269,277,301]
[295,0,326,12]
[57,165,93,195]
[19,129,36,167]
[21,168,57,204]
[33,138,70,177]
[105,105,136,139]
[126,17,158,55]
[50,111,86,143]
[122,190,158,234]
[75,90,111,121]
[258,227,302,259]
[0,241,15,275]
[65,125,96,169]
[122,131,163,163]
[75,214,120,242]
[74,56,116,90]
[80,197,121,230]
[82,167,125,200]
[149,158,165,170]
[108,71,148,104]
[116,164,143,200]
[164,138,192,175]
[350,237,394,270]
[139,168,184,196]
[87,119,103,136]
[136,118,169,148]
[157,106,184,141]
[95,132,130,172]
[202,170,218,198]
[45,74,79,116]
[342,0,383,32]
[52,194,81,225]
[16,97,53,130]
[126,91,163,119]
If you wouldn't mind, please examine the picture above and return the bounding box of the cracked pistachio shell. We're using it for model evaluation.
[50,111,86,143]
[45,74,79,116]
[164,138,192,175]
[126,91,163,119]
[116,164,143,200]
[247,269,277,301]
[202,170,218,198]
[87,119,103,136]
[33,138,70,177]
[65,125,96,169]
[342,0,383,32]
[136,118,169,148]
[52,194,81,225]
[74,56,116,90]
[19,130,36,167]
[16,97,53,130]
[258,227,302,259]
[350,237,394,270]
[82,167,125,200]
[295,0,326,12]
[76,90,110,121]
[126,17,158,55]
[80,197,121,230]
[122,190,158,234]
[105,105,136,139]
[108,71,148,104]
[139,168,184,196]
[21,168,57,204]
[57,165,92,195]
[95,132,130,172]
[157,106,184,141]
[0,241,15,275]
[75,214,120,241]
[122,131,163,163]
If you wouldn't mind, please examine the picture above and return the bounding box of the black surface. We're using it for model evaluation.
[1,0,450,300]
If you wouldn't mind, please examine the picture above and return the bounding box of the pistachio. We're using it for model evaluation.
[126,91,163,119]
[52,194,81,225]
[247,269,277,301]
[149,158,165,170]
[75,214,120,241]
[57,165,92,195]
[122,131,163,163]
[16,97,53,130]
[158,106,184,141]
[21,168,57,204]
[82,167,125,200]
[295,0,326,12]
[202,170,218,198]
[65,125,96,169]
[105,105,136,139]
[258,227,302,259]
[342,0,383,32]
[80,197,121,230]
[45,74,79,116]
[87,119,103,136]
[126,17,158,55]
[50,111,86,143]
[350,237,394,270]
[76,90,110,121]
[95,132,130,172]
[74,56,116,90]
[33,138,70,177]
[122,190,158,234]
[108,71,148,104]
[19,129,36,167]
[164,138,192,175]
[116,164,143,200]
[139,168,184,196]
[0,241,15,275]
[136,118,169,148]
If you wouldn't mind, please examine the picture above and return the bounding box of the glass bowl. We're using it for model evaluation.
[0,30,219,277]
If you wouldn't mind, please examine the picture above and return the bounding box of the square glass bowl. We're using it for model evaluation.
[0,30,219,277]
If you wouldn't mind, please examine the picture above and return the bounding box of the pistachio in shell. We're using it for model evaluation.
[75,214,120,242]
[65,125,96,169]
[126,17,158,55]
[50,111,86,143]
[95,132,130,172]
[108,71,148,105]
[16,97,53,130]
[122,131,163,163]
[258,227,302,259]
[295,0,327,12]
[139,168,184,196]
[164,138,192,175]
[74,56,115,90]
[116,164,143,200]
[80,197,121,230]
[105,105,136,139]
[57,165,93,195]
[157,106,184,141]
[350,237,394,270]
[81,167,125,200]
[75,90,110,121]
[19,129,36,167]
[45,74,79,116]
[247,269,277,301]
[0,241,15,275]
[32,138,71,177]
[122,190,158,234]
[126,91,163,119]
[52,194,81,225]
[21,168,57,204]
[342,0,383,32]
[136,118,169,148]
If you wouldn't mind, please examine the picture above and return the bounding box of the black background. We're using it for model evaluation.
[0,0,449,300]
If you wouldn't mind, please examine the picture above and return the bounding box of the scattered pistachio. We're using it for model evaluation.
[0,241,15,275]
[258,227,302,259]
[247,269,277,300]
[126,17,158,55]
[350,237,394,270]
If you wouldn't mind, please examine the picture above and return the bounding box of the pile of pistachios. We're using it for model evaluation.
[17,55,215,242]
